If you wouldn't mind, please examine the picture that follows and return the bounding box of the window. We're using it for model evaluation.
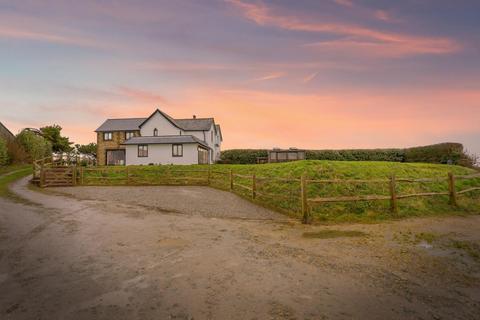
[198,147,208,164]
[138,145,148,157]
[172,144,183,157]
[211,131,213,142]
[103,132,113,141]
[153,128,158,136]
[125,131,135,140]
[106,150,125,166]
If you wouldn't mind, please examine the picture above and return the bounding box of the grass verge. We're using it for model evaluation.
[0,165,33,198]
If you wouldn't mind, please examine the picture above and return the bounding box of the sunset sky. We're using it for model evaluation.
[1,0,479,155]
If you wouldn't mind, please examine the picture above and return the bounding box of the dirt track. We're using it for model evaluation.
[0,177,479,319]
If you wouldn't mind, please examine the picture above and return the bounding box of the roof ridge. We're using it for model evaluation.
[175,117,214,120]
[105,117,147,120]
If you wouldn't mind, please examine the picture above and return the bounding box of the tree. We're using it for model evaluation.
[75,143,97,157]
[40,125,73,153]
[0,138,9,165]
[16,130,52,161]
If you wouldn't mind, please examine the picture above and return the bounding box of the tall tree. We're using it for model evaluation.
[40,125,73,153]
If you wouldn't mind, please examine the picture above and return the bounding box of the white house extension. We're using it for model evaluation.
[95,108,222,165]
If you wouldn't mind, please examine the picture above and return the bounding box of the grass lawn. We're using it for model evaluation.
[79,160,480,223]
[0,165,33,198]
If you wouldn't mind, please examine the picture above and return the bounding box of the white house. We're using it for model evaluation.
[95,108,222,165]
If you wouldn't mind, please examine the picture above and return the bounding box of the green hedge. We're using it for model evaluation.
[218,149,268,164]
[220,143,472,166]
[0,138,9,166]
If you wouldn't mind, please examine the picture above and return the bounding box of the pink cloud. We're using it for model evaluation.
[302,72,319,83]
[333,0,354,7]
[0,26,101,48]
[252,72,285,81]
[117,86,168,104]
[227,0,460,57]
[374,10,391,22]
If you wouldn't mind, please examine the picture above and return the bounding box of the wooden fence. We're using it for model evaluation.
[40,165,480,224]
[304,172,480,223]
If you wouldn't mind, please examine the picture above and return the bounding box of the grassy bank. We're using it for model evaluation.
[81,161,480,223]
[0,165,33,198]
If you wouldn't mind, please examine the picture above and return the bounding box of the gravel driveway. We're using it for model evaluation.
[52,186,285,220]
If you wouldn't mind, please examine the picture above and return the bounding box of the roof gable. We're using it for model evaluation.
[139,109,181,130]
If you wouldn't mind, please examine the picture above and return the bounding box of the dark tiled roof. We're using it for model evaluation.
[122,135,210,149]
[96,111,216,132]
[175,118,214,131]
[95,118,146,132]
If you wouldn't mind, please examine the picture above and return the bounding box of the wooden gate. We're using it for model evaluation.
[40,166,76,187]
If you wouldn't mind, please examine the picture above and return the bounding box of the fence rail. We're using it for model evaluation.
[38,165,480,224]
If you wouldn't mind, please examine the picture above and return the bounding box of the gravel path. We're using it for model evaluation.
[51,185,286,220]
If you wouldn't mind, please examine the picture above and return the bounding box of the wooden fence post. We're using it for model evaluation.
[252,173,256,199]
[40,165,45,188]
[207,166,211,185]
[80,167,84,185]
[125,166,130,185]
[448,172,457,206]
[389,174,398,214]
[229,169,233,191]
[72,166,77,186]
[301,174,310,224]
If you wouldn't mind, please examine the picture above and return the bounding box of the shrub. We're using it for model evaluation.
[306,149,405,162]
[404,143,466,164]
[16,130,52,161]
[0,138,9,166]
[219,149,268,164]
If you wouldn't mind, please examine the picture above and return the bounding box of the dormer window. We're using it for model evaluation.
[153,128,158,136]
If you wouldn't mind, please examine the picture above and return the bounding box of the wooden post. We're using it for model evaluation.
[229,169,233,191]
[448,172,457,206]
[40,165,45,188]
[80,167,84,185]
[301,174,310,224]
[389,174,398,214]
[207,166,211,185]
[252,173,256,199]
[125,166,130,185]
[72,166,77,186]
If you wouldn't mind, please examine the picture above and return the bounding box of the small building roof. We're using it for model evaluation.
[0,122,15,141]
[122,135,210,149]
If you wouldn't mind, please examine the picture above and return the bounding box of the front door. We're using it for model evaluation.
[106,149,126,165]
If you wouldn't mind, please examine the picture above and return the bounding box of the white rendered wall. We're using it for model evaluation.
[140,112,183,137]
[125,144,199,165]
